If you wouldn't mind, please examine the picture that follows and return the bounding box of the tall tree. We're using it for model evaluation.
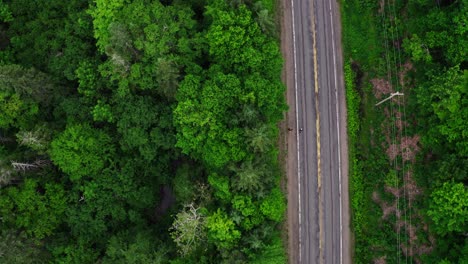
[0,229,49,263]
[206,209,241,250]
[174,69,247,168]
[428,182,468,235]
[50,124,114,181]
[0,178,67,240]
[417,66,468,157]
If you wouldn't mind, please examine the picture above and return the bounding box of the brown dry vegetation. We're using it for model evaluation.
[374,256,387,264]
[371,67,434,261]
[371,78,393,99]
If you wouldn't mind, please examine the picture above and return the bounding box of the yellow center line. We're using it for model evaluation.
[310,2,323,263]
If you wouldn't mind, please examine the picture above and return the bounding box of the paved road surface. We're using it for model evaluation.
[284,0,350,263]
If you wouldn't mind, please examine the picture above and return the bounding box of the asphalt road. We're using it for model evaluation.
[288,0,350,263]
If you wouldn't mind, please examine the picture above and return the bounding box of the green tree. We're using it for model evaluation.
[0,91,37,130]
[49,238,99,264]
[206,209,241,250]
[407,0,467,66]
[0,64,56,106]
[65,162,156,247]
[0,64,61,130]
[0,0,12,22]
[0,179,67,240]
[50,124,114,181]
[6,1,95,80]
[174,70,247,168]
[0,229,49,263]
[208,173,232,202]
[231,195,264,230]
[232,161,263,194]
[156,57,180,99]
[237,103,260,127]
[205,4,283,81]
[114,94,176,162]
[103,230,169,264]
[418,66,468,156]
[91,0,197,96]
[230,159,273,196]
[402,34,432,63]
[260,187,286,222]
[88,0,126,53]
[173,164,197,204]
[245,124,275,153]
[254,4,276,37]
[428,182,468,235]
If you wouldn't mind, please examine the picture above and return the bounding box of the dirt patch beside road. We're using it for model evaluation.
[279,0,300,262]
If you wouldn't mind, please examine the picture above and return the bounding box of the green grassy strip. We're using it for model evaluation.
[266,0,287,262]
[344,63,359,140]
[344,62,365,263]
[339,0,383,262]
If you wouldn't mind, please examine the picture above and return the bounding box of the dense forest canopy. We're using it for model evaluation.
[0,0,287,263]
[406,2,468,261]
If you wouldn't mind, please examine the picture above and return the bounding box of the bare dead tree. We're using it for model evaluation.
[169,203,206,256]
[11,161,39,172]
[0,167,13,187]
[33,159,52,168]
[0,135,14,144]
[0,161,20,188]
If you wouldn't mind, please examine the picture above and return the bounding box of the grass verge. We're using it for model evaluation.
[340,0,395,263]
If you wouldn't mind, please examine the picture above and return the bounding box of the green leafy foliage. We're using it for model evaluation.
[50,124,114,181]
[205,5,281,79]
[0,91,37,129]
[50,238,100,264]
[206,209,241,249]
[0,0,286,262]
[402,34,432,63]
[173,164,198,204]
[0,179,67,240]
[5,0,95,80]
[208,173,232,202]
[175,70,247,168]
[0,0,12,22]
[260,187,286,222]
[232,195,264,230]
[406,0,467,66]
[115,95,175,161]
[0,64,56,106]
[417,66,468,157]
[342,61,366,259]
[88,0,126,53]
[428,182,468,235]
[0,229,49,263]
[103,230,169,264]
[231,160,267,195]
[0,64,59,129]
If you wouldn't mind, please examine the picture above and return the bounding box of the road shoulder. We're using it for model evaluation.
[279,0,300,263]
